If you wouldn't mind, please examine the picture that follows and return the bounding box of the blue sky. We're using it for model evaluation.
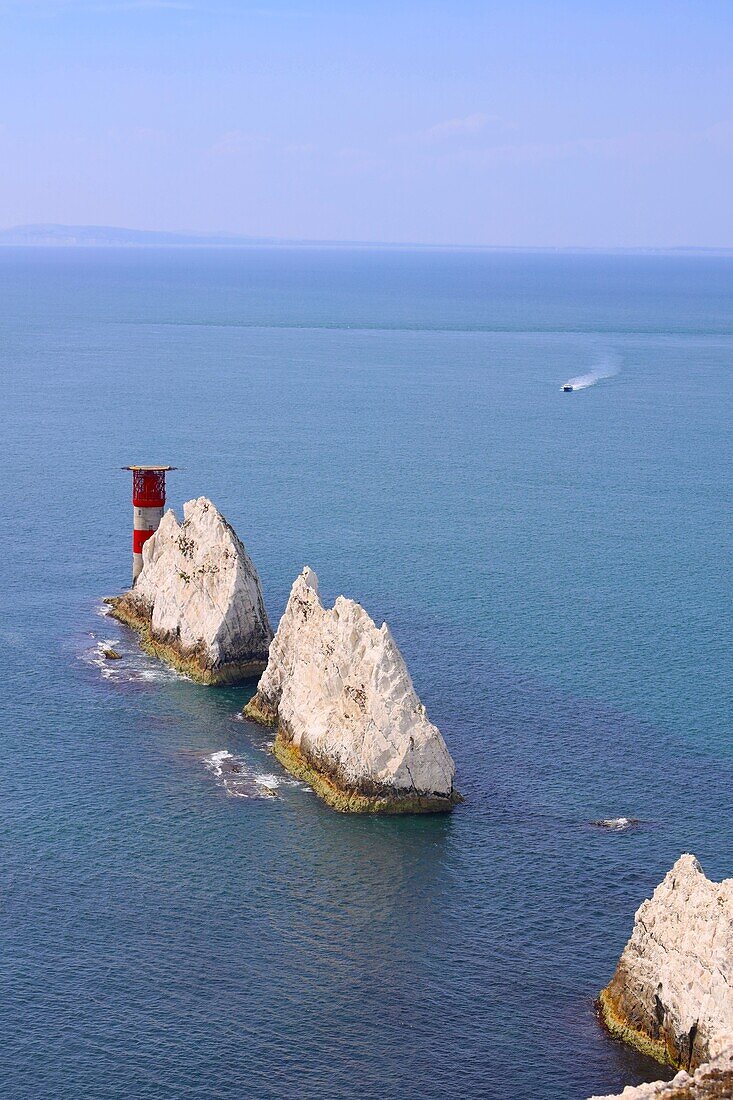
[1,1,732,246]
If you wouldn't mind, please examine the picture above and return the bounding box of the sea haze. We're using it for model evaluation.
[0,247,731,1100]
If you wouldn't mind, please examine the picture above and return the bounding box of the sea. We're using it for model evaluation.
[1,246,731,1100]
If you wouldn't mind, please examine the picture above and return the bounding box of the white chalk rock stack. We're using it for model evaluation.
[108,497,272,684]
[244,567,459,813]
[599,855,733,1073]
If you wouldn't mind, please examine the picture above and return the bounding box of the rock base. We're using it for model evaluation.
[272,736,460,814]
[105,597,266,685]
[241,695,278,726]
[241,703,461,813]
[598,986,674,1068]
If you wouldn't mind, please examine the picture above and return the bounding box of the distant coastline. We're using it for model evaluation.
[2,223,733,254]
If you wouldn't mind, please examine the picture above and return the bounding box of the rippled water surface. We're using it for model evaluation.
[1,248,732,1099]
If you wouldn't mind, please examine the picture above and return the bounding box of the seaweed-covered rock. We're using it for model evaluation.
[243,567,459,813]
[107,497,272,684]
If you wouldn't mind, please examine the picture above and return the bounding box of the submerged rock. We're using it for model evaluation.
[107,497,272,684]
[588,1050,733,1099]
[592,817,639,831]
[598,855,733,1073]
[243,567,460,813]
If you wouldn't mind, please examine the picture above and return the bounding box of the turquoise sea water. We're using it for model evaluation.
[1,247,731,1099]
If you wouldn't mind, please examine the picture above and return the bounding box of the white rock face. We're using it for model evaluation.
[247,567,457,806]
[588,1049,733,1099]
[117,497,272,679]
[600,855,733,1074]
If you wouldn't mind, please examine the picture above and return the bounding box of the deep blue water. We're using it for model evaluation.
[1,247,731,1100]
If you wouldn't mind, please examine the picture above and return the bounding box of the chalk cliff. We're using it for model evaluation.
[243,567,459,812]
[107,497,272,684]
[588,1050,733,1100]
[597,854,733,1081]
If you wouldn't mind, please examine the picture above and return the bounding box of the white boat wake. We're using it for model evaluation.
[562,357,619,392]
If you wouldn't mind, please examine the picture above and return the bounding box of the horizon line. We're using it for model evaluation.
[2,222,733,255]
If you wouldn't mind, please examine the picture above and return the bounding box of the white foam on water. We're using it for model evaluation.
[80,632,185,685]
[260,769,306,790]
[201,750,280,799]
[205,749,233,778]
[592,816,639,831]
[81,638,122,680]
[255,773,280,790]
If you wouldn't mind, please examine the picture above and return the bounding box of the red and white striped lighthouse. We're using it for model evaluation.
[123,465,175,581]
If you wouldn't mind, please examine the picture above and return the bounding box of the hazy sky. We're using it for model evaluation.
[1,0,732,247]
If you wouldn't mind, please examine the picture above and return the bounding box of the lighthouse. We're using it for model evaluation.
[123,465,175,581]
